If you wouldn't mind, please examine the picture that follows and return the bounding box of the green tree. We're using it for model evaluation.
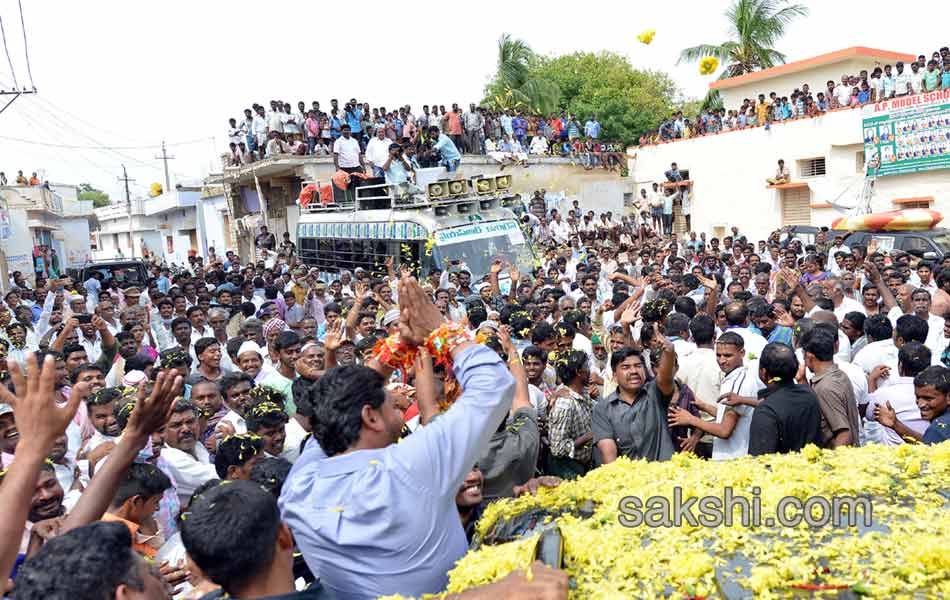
[78,183,110,208]
[678,0,808,78]
[529,52,679,142]
[484,34,561,116]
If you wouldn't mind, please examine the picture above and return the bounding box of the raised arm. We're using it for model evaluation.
[62,370,182,532]
[498,326,531,413]
[50,317,79,352]
[413,350,439,426]
[392,275,513,498]
[864,262,898,311]
[0,355,84,579]
[344,283,367,337]
[652,323,676,397]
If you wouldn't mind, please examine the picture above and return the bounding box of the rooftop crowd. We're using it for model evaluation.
[644,45,950,144]
[0,168,947,599]
[224,100,626,173]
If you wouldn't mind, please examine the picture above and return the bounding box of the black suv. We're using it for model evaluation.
[78,259,150,287]
[842,228,950,260]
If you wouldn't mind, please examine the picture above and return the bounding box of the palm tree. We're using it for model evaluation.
[678,0,808,78]
[488,34,561,115]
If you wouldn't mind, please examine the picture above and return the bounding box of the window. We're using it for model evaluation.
[798,157,826,178]
[900,236,931,255]
[298,236,413,275]
[895,199,931,209]
[855,151,865,173]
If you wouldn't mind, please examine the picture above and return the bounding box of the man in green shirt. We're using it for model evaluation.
[260,330,301,415]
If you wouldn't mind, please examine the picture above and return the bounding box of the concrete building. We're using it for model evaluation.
[0,182,94,286]
[93,186,200,266]
[710,47,915,110]
[209,154,635,260]
[632,47,950,241]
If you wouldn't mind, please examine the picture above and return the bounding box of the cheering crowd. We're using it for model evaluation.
[644,45,950,144]
[224,99,626,171]
[0,189,948,599]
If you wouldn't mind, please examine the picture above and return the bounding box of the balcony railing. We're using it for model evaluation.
[0,185,64,215]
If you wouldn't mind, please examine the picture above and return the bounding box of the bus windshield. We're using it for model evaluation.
[431,219,534,281]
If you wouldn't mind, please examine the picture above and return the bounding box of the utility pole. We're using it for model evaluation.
[0,89,37,116]
[119,165,136,258]
[154,140,175,194]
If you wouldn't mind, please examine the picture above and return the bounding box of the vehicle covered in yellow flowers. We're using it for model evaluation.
[380,442,949,599]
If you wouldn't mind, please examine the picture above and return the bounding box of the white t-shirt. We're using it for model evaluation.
[365,137,392,167]
[333,136,362,168]
[712,366,764,460]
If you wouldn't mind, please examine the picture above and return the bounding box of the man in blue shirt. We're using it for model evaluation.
[280,277,515,599]
[429,126,462,172]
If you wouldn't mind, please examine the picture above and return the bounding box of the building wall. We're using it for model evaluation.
[58,218,92,268]
[632,107,950,240]
[712,49,916,110]
[198,194,230,256]
[4,207,35,283]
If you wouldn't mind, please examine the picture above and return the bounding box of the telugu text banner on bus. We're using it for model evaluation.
[861,89,950,177]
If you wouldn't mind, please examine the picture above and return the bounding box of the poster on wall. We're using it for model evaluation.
[862,89,950,177]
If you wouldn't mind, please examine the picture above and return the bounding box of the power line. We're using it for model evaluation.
[0,133,214,150]
[0,15,18,90]
[17,0,34,90]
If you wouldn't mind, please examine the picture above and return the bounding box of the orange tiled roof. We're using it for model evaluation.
[710,47,917,90]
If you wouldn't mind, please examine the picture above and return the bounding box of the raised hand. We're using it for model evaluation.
[619,301,641,326]
[490,260,504,275]
[0,354,85,454]
[497,325,515,354]
[397,274,445,346]
[696,273,718,290]
[323,320,343,352]
[508,264,521,283]
[125,370,183,441]
[772,305,795,328]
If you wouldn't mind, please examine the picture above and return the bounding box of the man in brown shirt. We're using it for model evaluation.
[802,324,861,447]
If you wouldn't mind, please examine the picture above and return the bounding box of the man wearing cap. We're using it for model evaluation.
[238,340,270,383]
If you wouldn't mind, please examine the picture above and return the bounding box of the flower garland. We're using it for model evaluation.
[381,443,949,598]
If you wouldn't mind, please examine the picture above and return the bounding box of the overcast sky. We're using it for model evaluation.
[0,0,945,201]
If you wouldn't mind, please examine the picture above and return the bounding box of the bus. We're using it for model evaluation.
[296,174,534,287]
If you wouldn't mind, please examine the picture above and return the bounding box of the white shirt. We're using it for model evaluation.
[672,338,697,360]
[865,376,929,445]
[712,366,764,460]
[549,219,570,243]
[365,137,392,167]
[333,136,362,168]
[281,417,308,463]
[160,444,217,505]
[79,332,103,363]
[833,297,865,323]
[725,326,767,360]
[677,348,721,405]
[895,70,913,95]
[219,409,247,434]
[835,84,852,105]
[853,338,899,377]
